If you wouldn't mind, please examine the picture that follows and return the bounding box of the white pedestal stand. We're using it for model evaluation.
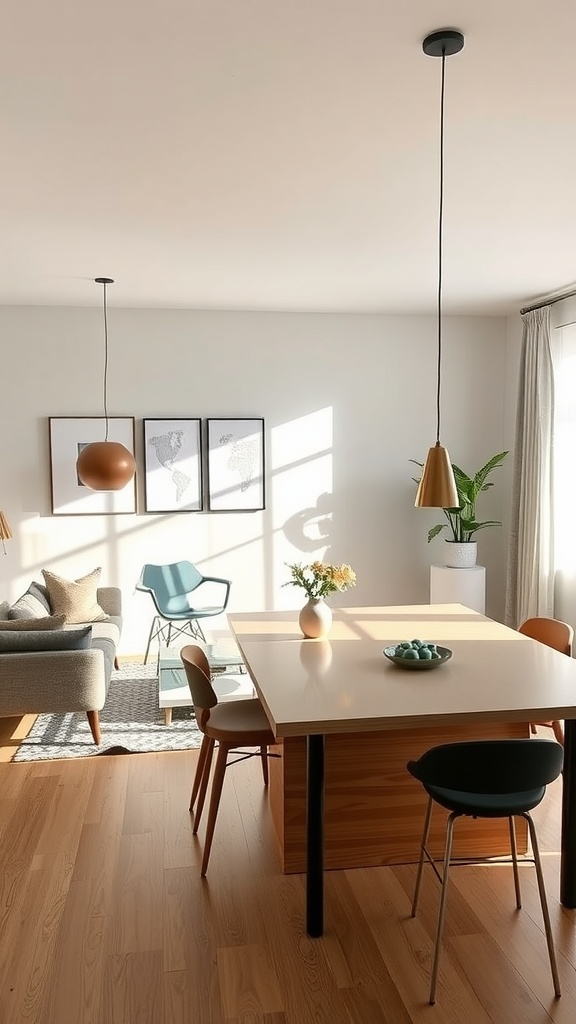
[430,564,486,615]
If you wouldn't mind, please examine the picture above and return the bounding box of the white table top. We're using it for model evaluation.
[228,603,576,737]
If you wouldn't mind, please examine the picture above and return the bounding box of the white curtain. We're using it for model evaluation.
[505,306,555,627]
[551,319,576,628]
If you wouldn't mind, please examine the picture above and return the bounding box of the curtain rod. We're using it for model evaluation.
[520,285,576,315]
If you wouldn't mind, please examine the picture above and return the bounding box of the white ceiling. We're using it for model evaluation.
[2,1,576,314]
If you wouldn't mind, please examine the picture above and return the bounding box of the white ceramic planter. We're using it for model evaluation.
[443,540,477,568]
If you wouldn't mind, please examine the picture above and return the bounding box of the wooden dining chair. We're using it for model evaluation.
[180,644,275,876]
[518,616,574,745]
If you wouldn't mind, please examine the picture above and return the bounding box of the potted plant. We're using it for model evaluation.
[410,451,509,567]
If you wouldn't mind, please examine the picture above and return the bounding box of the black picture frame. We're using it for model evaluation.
[143,418,203,512]
[206,418,265,511]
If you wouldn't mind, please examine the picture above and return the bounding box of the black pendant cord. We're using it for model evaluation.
[435,49,446,447]
[102,281,110,441]
[95,277,114,442]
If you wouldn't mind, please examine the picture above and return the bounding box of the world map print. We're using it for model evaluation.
[219,432,258,491]
[148,430,191,502]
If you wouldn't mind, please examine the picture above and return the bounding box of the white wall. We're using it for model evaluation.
[0,306,508,653]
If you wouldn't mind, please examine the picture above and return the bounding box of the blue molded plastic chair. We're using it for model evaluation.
[136,561,231,664]
[407,738,563,1004]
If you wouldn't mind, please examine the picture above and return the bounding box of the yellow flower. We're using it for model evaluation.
[283,561,357,600]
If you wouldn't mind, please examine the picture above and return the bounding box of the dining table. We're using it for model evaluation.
[227,602,576,937]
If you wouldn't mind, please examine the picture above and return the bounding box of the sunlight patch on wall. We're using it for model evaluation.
[270,407,333,605]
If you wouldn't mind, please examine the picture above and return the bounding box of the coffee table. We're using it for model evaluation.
[158,641,250,724]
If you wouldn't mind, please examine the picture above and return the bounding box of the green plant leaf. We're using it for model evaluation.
[427,524,445,542]
[473,452,509,493]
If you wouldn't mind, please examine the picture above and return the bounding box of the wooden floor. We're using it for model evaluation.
[0,740,575,1023]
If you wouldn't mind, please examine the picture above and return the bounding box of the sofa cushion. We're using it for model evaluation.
[8,582,52,620]
[0,615,66,632]
[0,600,10,618]
[91,635,117,686]
[0,626,93,653]
[42,568,107,624]
[83,618,122,645]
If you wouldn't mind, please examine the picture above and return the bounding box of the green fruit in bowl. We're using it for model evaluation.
[384,641,452,668]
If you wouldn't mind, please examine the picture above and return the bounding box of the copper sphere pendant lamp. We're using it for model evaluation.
[76,278,136,491]
[414,29,463,510]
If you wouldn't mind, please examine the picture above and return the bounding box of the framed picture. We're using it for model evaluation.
[49,417,136,515]
[143,418,203,512]
[207,418,265,511]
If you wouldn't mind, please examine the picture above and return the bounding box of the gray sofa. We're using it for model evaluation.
[0,586,122,744]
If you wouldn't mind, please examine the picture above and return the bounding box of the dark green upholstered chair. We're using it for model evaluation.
[407,738,563,1004]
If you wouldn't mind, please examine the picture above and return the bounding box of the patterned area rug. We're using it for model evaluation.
[12,662,203,761]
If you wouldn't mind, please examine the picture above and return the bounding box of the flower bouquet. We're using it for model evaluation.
[284,561,356,638]
[283,561,357,600]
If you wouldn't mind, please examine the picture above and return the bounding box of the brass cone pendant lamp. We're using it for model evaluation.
[76,278,136,491]
[414,29,463,510]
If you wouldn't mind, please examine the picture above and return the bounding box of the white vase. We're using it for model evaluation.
[444,540,477,568]
[299,598,333,639]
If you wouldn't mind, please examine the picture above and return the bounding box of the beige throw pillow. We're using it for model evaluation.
[41,568,108,624]
[0,615,66,631]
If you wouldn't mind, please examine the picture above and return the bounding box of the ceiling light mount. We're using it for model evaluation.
[422,30,464,59]
[415,28,464,510]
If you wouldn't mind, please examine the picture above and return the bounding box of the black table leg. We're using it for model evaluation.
[306,733,325,937]
[561,717,576,907]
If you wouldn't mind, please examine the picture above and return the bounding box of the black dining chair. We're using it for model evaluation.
[407,738,563,1004]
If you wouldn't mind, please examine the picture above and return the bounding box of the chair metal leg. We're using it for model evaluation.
[523,812,561,998]
[201,742,230,876]
[429,811,457,1005]
[412,795,434,917]
[260,745,269,786]
[186,619,207,642]
[143,616,160,665]
[509,815,522,909]
[190,735,211,811]
[193,738,216,834]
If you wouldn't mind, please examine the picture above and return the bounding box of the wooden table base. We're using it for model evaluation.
[268,720,530,873]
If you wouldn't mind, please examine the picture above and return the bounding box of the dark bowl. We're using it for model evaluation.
[383,644,453,671]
